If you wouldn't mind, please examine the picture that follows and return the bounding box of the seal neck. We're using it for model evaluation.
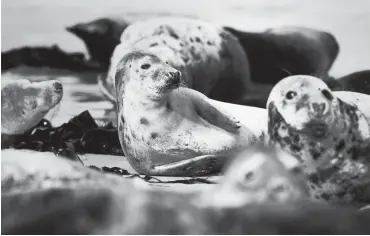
[124,88,172,110]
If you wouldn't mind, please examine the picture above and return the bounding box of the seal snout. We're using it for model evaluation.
[310,102,328,115]
[66,24,84,35]
[53,81,63,93]
[167,71,181,86]
[169,71,181,81]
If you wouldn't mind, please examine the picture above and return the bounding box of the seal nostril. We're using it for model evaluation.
[311,102,327,114]
[53,82,63,91]
[320,103,326,113]
[311,103,320,113]
[169,71,180,81]
[322,89,333,101]
[175,71,180,79]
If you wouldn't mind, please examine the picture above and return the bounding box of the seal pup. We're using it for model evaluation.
[115,51,258,177]
[1,77,63,148]
[267,75,370,204]
[196,145,309,208]
[224,26,339,85]
[101,16,272,108]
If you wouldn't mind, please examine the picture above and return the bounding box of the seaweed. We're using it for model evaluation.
[12,110,123,157]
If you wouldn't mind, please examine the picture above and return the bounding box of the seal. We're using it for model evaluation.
[196,145,309,208]
[66,17,130,69]
[224,25,339,85]
[267,75,370,205]
[325,70,370,95]
[1,77,63,148]
[115,51,259,177]
[100,16,272,108]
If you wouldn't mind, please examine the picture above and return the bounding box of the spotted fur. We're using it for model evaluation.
[267,75,370,205]
[100,16,253,108]
[115,51,256,176]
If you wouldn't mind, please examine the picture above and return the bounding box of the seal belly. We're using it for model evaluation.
[145,118,250,165]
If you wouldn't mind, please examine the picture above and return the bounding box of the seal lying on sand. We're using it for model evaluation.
[224,26,339,85]
[115,51,265,176]
[66,17,130,69]
[100,16,272,108]
[1,45,103,72]
[1,77,63,148]
[325,70,370,95]
[267,75,370,205]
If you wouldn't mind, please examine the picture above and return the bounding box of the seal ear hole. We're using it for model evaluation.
[140,64,151,70]
[244,172,254,181]
[285,91,297,100]
[322,89,334,101]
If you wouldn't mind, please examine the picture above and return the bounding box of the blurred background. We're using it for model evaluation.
[2,0,370,77]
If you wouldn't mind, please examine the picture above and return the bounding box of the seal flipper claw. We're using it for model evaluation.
[145,155,224,177]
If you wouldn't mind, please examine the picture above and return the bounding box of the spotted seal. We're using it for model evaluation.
[115,50,261,177]
[1,77,63,148]
[196,145,309,208]
[267,75,370,205]
[99,16,273,108]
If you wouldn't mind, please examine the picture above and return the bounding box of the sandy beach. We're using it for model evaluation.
[1,0,370,183]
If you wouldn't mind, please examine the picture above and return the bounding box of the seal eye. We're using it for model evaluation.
[140,64,151,70]
[285,91,297,100]
[245,172,254,181]
[321,89,334,101]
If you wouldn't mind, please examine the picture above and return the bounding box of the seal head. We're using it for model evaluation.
[115,50,181,108]
[267,75,370,204]
[198,145,309,208]
[1,79,63,135]
[268,75,337,141]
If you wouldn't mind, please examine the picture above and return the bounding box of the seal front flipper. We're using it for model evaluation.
[145,155,224,177]
[97,73,116,104]
[186,89,241,133]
